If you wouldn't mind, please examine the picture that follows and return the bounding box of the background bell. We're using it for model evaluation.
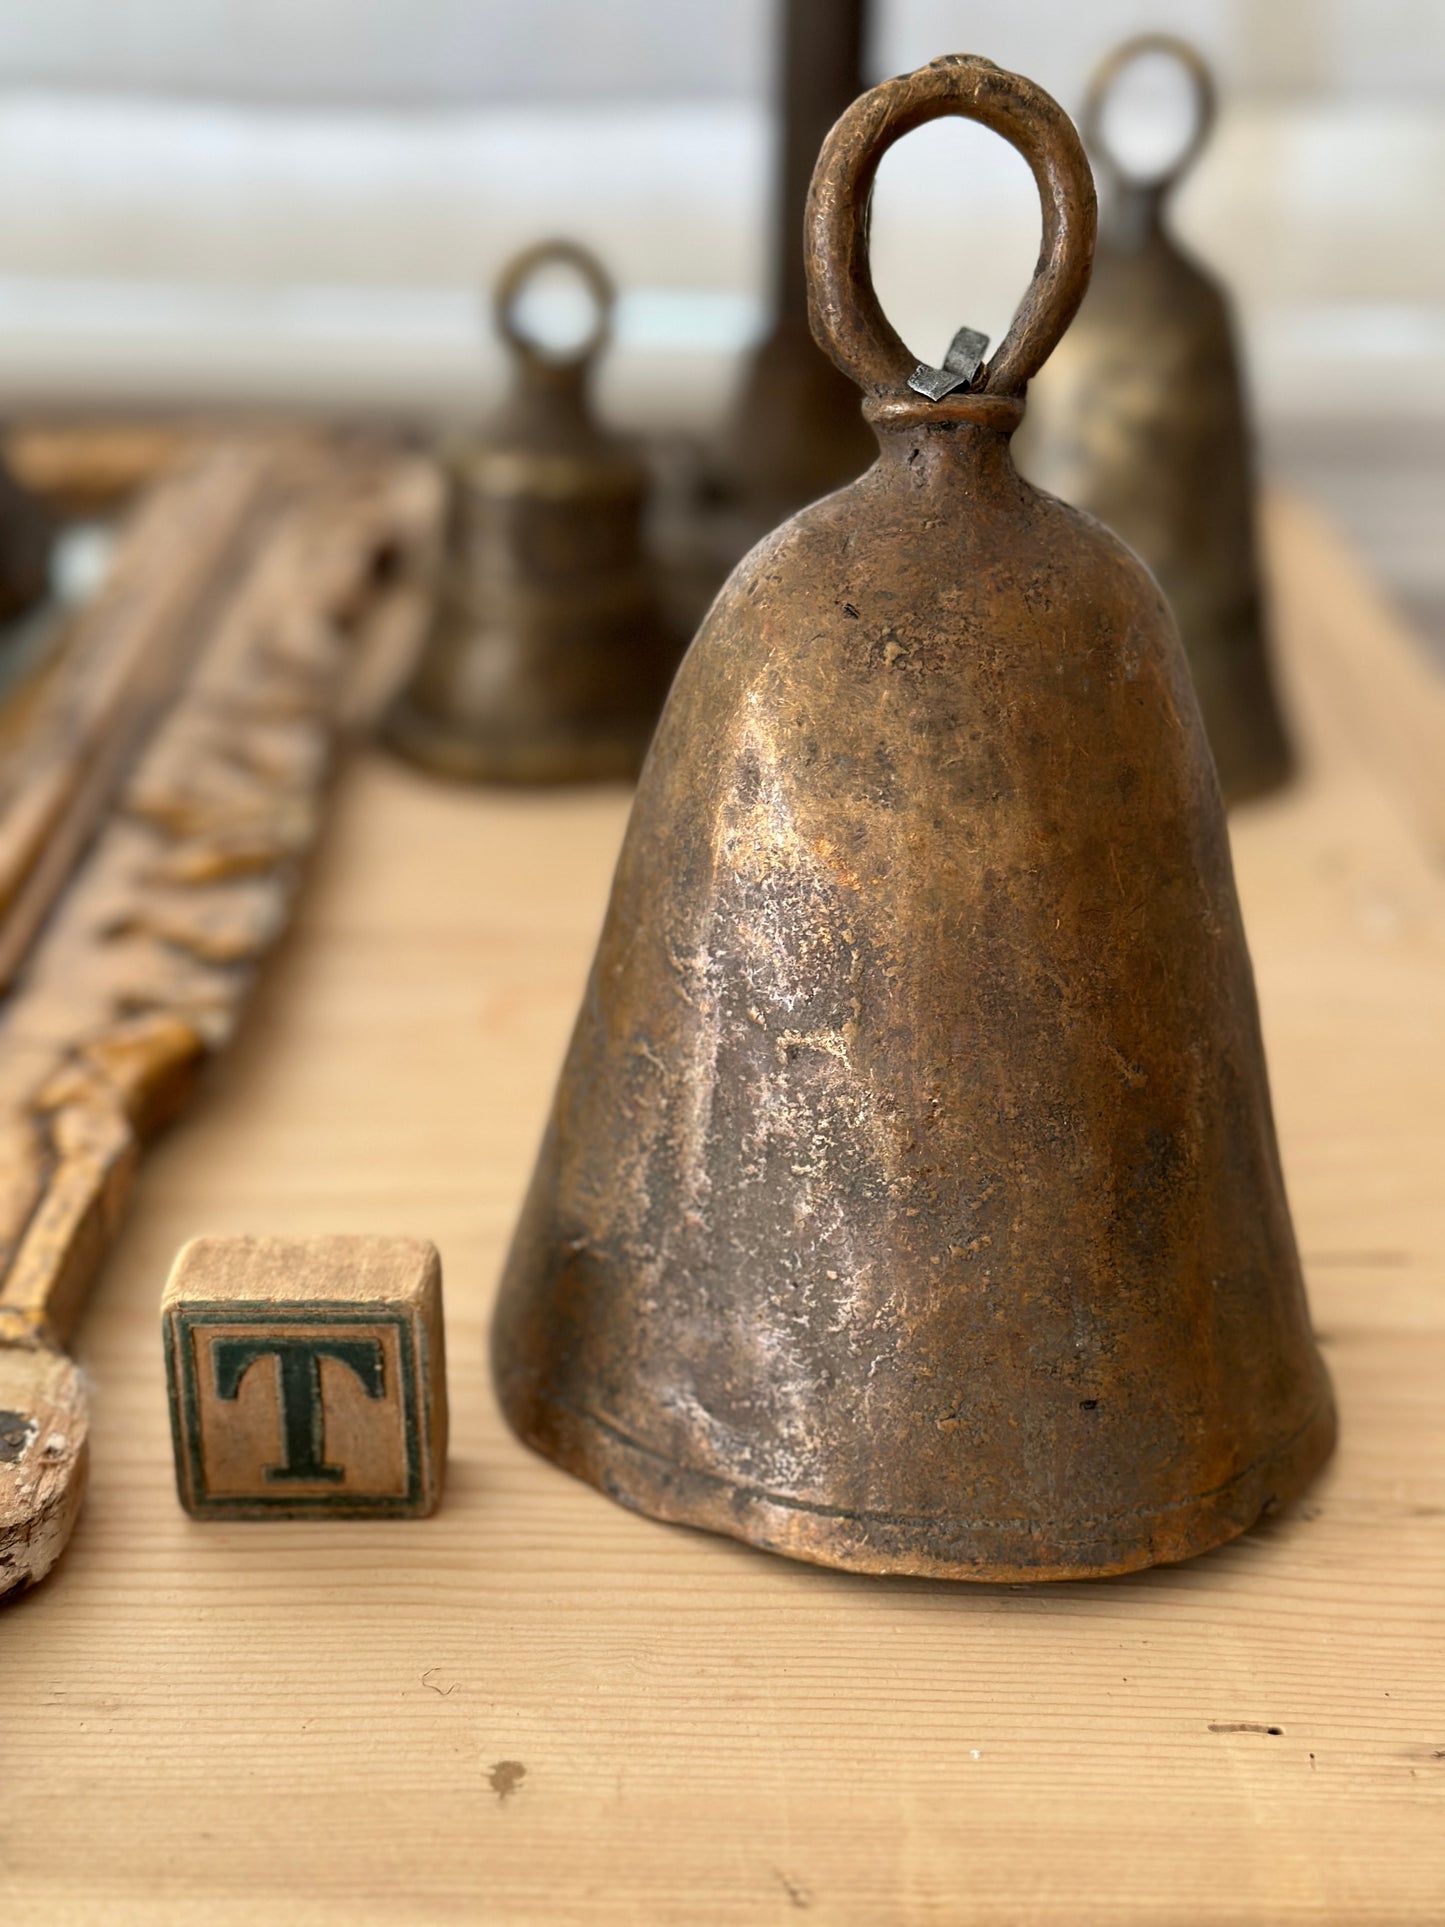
[1015,35,1294,806]
[717,0,878,526]
[651,1,881,639]
[385,238,680,783]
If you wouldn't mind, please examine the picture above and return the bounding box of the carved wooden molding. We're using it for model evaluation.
[0,435,442,1595]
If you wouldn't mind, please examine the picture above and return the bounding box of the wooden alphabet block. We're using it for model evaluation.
[162,1235,446,1518]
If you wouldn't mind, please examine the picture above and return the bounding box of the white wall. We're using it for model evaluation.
[3,0,1443,103]
[0,0,1439,422]
[5,0,779,104]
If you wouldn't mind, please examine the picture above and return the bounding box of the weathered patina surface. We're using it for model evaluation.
[493,55,1334,1581]
[1015,36,1292,806]
[386,239,680,784]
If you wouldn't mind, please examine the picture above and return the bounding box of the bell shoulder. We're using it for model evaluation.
[1011,464,1179,627]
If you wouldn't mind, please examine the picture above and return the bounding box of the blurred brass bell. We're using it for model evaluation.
[385,240,678,783]
[654,2,879,640]
[1015,36,1292,805]
[493,55,1335,1582]
[721,0,877,523]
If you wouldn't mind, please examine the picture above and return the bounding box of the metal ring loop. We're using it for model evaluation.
[805,54,1096,401]
[494,239,615,372]
[1079,35,1218,195]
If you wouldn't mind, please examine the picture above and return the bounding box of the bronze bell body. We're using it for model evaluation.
[1015,37,1292,806]
[493,56,1334,1582]
[386,241,678,783]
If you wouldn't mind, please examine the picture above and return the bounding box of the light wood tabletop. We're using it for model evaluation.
[3,496,1443,1926]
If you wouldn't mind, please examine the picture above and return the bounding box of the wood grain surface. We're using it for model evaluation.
[1,495,1441,1925]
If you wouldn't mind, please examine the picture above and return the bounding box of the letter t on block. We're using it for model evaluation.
[162,1235,447,1518]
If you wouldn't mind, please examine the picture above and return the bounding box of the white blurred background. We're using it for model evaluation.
[0,0,1440,638]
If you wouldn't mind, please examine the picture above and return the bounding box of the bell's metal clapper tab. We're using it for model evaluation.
[908,325,992,401]
[384,239,681,785]
[493,55,1335,1583]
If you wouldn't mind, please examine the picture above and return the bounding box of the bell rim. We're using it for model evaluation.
[495,1372,1337,1584]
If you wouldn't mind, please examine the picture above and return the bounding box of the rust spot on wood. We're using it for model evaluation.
[488,1760,526,1802]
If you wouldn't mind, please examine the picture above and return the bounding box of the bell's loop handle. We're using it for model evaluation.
[806,54,1096,402]
[495,238,615,374]
[1080,34,1217,196]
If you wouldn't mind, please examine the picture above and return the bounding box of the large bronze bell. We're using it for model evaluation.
[493,55,1335,1582]
[385,240,678,783]
[1015,36,1292,805]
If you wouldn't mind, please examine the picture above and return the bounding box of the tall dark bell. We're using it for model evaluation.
[720,0,878,523]
[493,56,1334,1581]
[1015,36,1293,806]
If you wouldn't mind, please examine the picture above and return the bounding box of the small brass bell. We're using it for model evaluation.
[493,55,1334,1582]
[385,240,678,783]
[1015,36,1292,806]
